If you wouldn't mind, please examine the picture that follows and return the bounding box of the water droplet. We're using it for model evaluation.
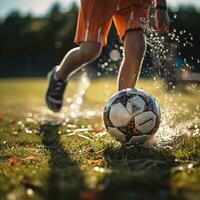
[26,188,34,196]
[188,163,194,169]
[110,49,121,61]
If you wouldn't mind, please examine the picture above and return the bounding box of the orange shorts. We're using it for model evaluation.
[74,0,151,46]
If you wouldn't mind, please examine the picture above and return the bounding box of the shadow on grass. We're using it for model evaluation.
[101,144,182,200]
[38,123,85,200]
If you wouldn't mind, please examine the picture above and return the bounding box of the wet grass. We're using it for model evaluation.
[0,78,200,200]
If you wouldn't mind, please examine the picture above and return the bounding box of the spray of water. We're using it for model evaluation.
[154,96,200,145]
[34,71,101,124]
[32,11,200,146]
[67,71,90,119]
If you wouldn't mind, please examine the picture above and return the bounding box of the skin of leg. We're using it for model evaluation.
[117,30,146,91]
[56,41,102,80]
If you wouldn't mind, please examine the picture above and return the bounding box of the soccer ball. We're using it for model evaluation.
[103,88,161,143]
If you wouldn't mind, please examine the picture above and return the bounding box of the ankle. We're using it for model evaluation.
[55,66,68,82]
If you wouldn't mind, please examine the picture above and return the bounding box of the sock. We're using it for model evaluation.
[54,66,68,83]
[54,70,68,84]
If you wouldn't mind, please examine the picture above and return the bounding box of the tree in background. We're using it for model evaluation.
[0,3,199,77]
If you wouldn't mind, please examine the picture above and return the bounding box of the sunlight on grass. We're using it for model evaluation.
[0,78,199,200]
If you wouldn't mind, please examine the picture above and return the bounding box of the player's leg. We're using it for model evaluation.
[117,30,146,90]
[56,42,102,81]
[113,3,150,91]
[55,0,113,81]
[45,0,112,112]
[45,41,102,112]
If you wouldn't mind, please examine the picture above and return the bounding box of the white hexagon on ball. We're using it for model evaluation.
[107,127,126,142]
[135,111,156,134]
[104,93,119,112]
[126,96,145,116]
[109,103,132,127]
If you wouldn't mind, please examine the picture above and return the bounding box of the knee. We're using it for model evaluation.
[79,42,102,62]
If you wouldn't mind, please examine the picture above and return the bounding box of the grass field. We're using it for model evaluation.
[0,77,200,200]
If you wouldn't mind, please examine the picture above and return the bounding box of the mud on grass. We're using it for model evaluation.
[0,78,200,200]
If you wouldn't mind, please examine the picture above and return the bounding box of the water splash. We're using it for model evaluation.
[34,71,101,124]
[155,105,199,146]
[139,18,200,144]
[67,71,90,119]
[152,81,200,145]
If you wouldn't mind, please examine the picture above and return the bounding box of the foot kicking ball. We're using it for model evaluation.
[103,88,161,143]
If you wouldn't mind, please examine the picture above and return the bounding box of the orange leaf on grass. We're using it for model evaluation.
[0,113,4,121]
[85,147,94,153]
[80,190,100,200]
[93,127,104,133]
[24,156,39,161]
[8,156,21,166]
[87,159,105,165]
[8,156,40,166]
[8,120,16,125]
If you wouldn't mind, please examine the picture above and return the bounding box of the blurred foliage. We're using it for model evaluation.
[0,3,199,77]
[0,3,78,77]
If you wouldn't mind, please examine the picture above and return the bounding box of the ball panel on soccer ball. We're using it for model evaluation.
[126,88,150,97]
[103,107,114,127]
[149,97,160,116]
[126,117,141,136]
[107,127,126,142]
[113,91,134,108]
[134,111,157,134]
[129,135,153,144]
[104,92,120,112]
[109,102,132,127]
[126,95,146,116]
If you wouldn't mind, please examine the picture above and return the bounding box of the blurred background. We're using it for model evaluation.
[0,0,199,85]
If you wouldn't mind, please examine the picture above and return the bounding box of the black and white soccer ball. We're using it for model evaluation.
[103,88,161,143]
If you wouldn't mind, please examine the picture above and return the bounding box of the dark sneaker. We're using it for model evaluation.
[45,67,67,112]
